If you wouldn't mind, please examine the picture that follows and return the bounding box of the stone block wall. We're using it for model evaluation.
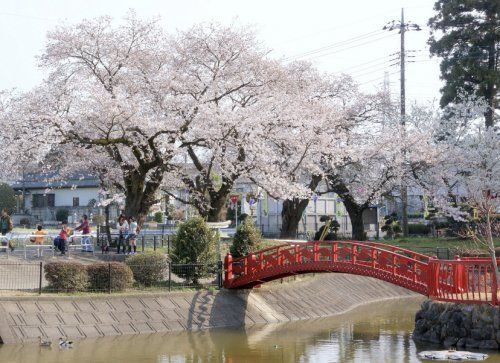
[413,300,500,350]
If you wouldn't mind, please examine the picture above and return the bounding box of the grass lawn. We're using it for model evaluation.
[381,236,500,255]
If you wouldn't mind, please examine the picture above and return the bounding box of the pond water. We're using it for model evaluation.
[1,296,499,363]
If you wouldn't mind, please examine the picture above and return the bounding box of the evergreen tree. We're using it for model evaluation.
[171,217,218,283]
[0,183,16,214]
[230,217,262,258]
[428,0,499,127]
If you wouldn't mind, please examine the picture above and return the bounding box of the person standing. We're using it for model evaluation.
[0,209,13,252]
[117,215,129,254]
[75,215,92,252]
[31,225,48,257]
[128,217,139,254]
[0,209,12,235]
[59,221,70,255]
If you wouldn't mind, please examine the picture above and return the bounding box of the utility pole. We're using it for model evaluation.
[383,8,420,237]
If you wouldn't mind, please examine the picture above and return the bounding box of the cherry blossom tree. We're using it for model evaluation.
[2,12,183,223]
[264,63,358,239]
[161,23,284,222]
[1,15,289,224]
[413,98,499,280]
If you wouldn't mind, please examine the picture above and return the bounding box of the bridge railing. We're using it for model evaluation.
[224,241,500,305]
[362,241,431,263]
[225,241,429,294]
[428,257,499,305]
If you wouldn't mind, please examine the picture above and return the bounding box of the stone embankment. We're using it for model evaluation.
[414,300,500,350]
[0,273,418,344]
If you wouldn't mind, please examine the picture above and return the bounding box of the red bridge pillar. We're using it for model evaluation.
[427,258,439,298]
[453,255,466,294]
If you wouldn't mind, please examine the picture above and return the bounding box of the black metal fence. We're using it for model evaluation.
[0,261,222,294]
[96,231,174,254]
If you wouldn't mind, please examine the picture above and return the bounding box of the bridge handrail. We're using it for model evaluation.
[362,241,430,262]
[232,243,290,263]
[225,240,500,306]
[226,240,430,294]
[232,240,431,264]
[230,240,430,278]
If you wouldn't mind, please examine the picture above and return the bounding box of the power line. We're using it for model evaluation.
[357,71,399,86]
[283,29,388,61]
[336,55,392,72]
[341,59,393,75]
[272,11,401,47]
[291,33,396,62]
[0,11,59,22]
[349,65,394,78]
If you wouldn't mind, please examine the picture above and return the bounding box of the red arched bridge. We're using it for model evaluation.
[224,241,500,305]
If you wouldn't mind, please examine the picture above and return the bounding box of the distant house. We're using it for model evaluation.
[10,173,118,225]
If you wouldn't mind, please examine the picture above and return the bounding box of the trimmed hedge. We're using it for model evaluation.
[44,261,88,292]
[87,262,133,292]
[125,251,168,286]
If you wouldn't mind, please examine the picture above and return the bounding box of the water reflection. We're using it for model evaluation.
[1,296,499,363]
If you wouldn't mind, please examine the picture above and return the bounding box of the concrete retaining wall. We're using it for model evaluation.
[0,273,418,344]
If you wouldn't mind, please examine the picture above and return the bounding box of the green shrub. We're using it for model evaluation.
[171,217,218,283]
[87,262,133,292]
[44,261,88,292]
[408,223,431,235]
[0,183,16,214]
[125,251,167,286]
[153,211,164,223]
[408,213,424,219]
[230,217,262,258]
[382,213,401,239]
[56,209,69,222]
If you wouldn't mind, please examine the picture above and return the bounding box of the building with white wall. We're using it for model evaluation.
[11,173,118,225]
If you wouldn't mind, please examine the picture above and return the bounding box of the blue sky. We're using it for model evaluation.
[0,0,442,105]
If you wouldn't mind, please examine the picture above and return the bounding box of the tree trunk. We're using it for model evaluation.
[485,209,500,300]
[280,198,310,239]
[123,169,163,226]
[104,204,112,246]
[206,194,229,222]
[280,175,323,239]
[343,199,366,241]
[401,185,409,237]
[326,177,367,241]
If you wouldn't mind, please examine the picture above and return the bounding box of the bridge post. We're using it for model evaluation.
[427,258,439,298]
[371,248,376,269]
[295,244,301,264]
[452,255,466,294]
[332,243,337,262]
[249,253,256,275]
[492,267,498,305]
[224,253,233,288]
[351,245,357,264]
[313,242,319,262]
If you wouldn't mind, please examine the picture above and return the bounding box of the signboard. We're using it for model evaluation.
[230,195,239,204]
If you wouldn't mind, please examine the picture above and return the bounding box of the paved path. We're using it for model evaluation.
[0,273,419,344]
